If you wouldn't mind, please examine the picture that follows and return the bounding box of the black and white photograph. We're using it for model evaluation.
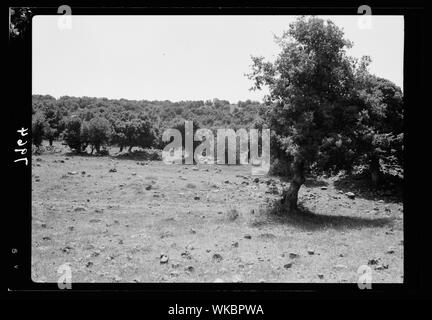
[5,3,426,302]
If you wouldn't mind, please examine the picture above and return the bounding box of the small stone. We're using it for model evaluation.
[307,249,315,255]
[232,241,239,248]
[244,234,252,239]
[318,274,324,279]
[289,252,299,259]
[374,264,389,271]
[284,263,293,269]
[109,168,117,173]
[212,253,223,262]
[160,254,169,264]
[185,266,195,272]
[345,192,355,199]
[334,264,348,270]
[194,196,200,200]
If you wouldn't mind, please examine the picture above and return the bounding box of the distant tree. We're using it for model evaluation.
[111,119,128,152]
[124,117,155,152]
[87,117,112,153]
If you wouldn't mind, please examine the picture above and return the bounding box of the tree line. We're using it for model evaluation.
[32,95,264,154]
[248,16,403,212]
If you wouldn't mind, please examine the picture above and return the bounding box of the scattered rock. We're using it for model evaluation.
[253,178,260,183]
[318,274,324,279]
[86,261,93,268]
[109,168,117,173]
[345,192,355,199]
[160,254,169,264]
[170,270,180,277]
[244,234,252,240]
[190,228,196,234]
[185,266,195,272]
[386,248,395,254]
[61,246,73,254]
[73,206,86,212]
[289,253,299,259]
[284,263,293,269]
[232,241,239,248]
[212,253,223,263]
[374,264,389,271]
[145,185,152,191]
[193,196,200,200]
[368,258,380,265]
[307,249,315,255]
[181,251,192,260]
[320,186,328,190]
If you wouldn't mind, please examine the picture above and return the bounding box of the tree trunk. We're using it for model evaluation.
[49,138,53,146]
[281,158,305,213]
[119,145,124,152]
[128,145,133,153]
[370,156,380,186]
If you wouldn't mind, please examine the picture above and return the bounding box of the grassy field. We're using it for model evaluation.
[31,146,403,283]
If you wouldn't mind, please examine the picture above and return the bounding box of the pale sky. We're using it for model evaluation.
[32,15,404,102]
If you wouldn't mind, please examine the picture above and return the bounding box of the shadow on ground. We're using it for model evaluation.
[251,203,394,231]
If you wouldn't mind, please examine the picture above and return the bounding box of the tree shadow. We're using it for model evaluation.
[333,173,403,203]
[252,202,393,231]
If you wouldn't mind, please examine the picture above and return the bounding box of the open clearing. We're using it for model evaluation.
[32,151,403,283]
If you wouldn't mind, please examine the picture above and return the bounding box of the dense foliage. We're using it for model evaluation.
[248,17,404,212]
[32,95,264,154]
